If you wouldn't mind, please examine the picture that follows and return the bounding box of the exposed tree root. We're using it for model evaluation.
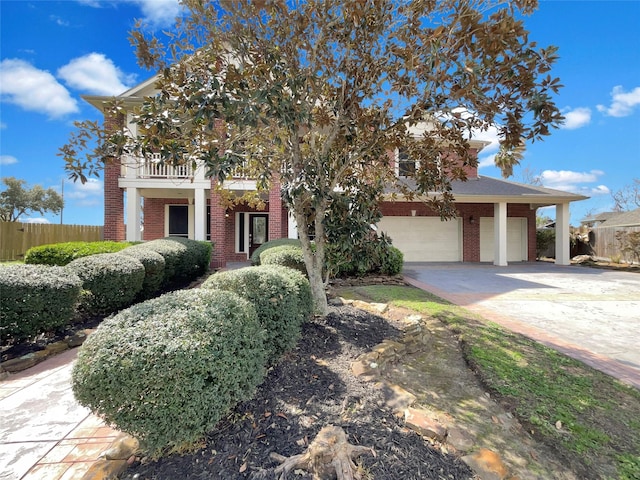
[270,425,375,480]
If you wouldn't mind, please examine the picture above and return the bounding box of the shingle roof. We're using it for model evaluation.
[597,208,640,227]
[387,175,587,205]
[581,211,619,224]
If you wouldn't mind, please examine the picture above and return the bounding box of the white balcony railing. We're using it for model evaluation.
[138,154,194,179]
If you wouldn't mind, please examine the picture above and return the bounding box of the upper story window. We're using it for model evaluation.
[397,148,417,177]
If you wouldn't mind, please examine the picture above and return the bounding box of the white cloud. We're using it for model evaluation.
[66,178,103,206]
[50,15,70,27]
[0,59,78,118]
[597,86,640,117]
[539,169,610,195]
[58,53,136,96]
[0,122,6,129]
[131,0,183,28]
[24,217,51,224]
[561,107,591,130]
[0,155,18,166]
[76,0,102,7]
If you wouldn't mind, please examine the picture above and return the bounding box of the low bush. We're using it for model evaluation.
[250,238,301,265]
[24,241,132,266]
[120,247,166,298]
[72,289,266,457]
[330,234,403,277]
[140,238,211,286]
[260,244,307,275]
[0,264,82,341]
[66,253,145,315]
[380,246,404,275]
[202,265,312,363]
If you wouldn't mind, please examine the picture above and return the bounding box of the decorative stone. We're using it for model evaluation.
[104,434,140,460]
[380,383,416,412]
[351,360,376,378]
[462,448,509,480]
[80,459,128,480]
[446,426,476,452]
[1,353,38,373]
[404,407,447,442]
[328,297,344,307]
[65,331,88,347]
[45,341,69,355]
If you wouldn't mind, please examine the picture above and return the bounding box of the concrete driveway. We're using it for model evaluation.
[403,262,640,389]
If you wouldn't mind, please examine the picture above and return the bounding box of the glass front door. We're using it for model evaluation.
[249,214,268,255]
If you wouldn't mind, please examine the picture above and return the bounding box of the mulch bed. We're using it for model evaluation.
[119,305,475,480]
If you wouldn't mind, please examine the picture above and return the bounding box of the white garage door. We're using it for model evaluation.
[480,217,527,262]
[377,216,461,261]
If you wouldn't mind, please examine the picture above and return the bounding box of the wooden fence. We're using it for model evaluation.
[591,225,640,261]
[0,222,103,261]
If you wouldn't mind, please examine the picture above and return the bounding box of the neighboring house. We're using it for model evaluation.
[85,77,587,268]
[580,211,619,229]
[588,208,640,260]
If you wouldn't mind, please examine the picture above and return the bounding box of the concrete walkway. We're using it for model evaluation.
[403,262,640,390]
[0,348,120,480]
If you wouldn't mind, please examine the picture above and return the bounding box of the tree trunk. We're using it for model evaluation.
[270,425,374,480]
[294,206,329,316]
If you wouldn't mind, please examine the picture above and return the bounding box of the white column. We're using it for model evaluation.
[126,187,141,241]
[555,202,570,265]
[194,188,207,241]
[494,202,508,266]
[288,210,298,239]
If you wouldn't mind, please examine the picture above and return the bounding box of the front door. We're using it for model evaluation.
[249,214,268,256]
[168,205,189,238]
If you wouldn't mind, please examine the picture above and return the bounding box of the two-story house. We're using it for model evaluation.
[84,76,587,268]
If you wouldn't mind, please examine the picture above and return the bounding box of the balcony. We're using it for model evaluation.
[138,154,194,179]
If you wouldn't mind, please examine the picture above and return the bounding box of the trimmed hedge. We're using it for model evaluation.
[331,237,404,278]
[250,238,301,265]
[67,253,145,315]
[24,241,133,266]
[72,289,267,457]
[202,265,312,363]
[140,238,211,286]
[0,264,82,341]
[260,244,307,275]
[120,247,166,298]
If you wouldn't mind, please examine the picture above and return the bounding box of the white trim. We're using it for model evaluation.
[555,203,571,265]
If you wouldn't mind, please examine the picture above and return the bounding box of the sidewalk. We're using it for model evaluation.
[0,348,121,480]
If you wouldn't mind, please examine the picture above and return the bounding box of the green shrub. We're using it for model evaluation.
[24,241,132,266]
[72,289,266,457]
[260,244,307,275]
[67,253,145,315]
[250,238,301,265]
[380,246,404,275]
[0,264,82,341]
[120,247,166,298]
[536,228,556,259]
[330,234,403,277]
[202,265,312,363]
[140,238,211,286]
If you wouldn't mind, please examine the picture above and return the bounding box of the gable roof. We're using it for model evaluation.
[581,211,619,225]
[388,175,588,206]
[596,208,640,227]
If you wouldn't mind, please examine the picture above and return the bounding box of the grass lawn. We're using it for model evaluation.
[343,284,640,480]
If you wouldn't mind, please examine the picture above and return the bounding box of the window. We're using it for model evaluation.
[397,148,417,177]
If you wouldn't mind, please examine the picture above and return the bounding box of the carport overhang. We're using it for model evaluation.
[382,184,589,266]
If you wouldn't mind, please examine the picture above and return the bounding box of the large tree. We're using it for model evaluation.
[0,177,63,222]
[612,178,640,212]
[63,0,563,315]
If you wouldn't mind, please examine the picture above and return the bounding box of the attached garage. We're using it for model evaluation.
[377,216,462,261]
[480,217,528,262]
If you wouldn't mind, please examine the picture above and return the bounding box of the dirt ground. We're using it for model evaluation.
[117,299,579,480]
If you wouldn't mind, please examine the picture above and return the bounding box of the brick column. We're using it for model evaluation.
[103,112,125,241]
[210,188,227,269]
[268,178,283,241]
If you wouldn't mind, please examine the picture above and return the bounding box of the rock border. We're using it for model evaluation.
[343,297,512,480]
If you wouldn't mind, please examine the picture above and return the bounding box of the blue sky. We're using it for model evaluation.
[1,0,639,226]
